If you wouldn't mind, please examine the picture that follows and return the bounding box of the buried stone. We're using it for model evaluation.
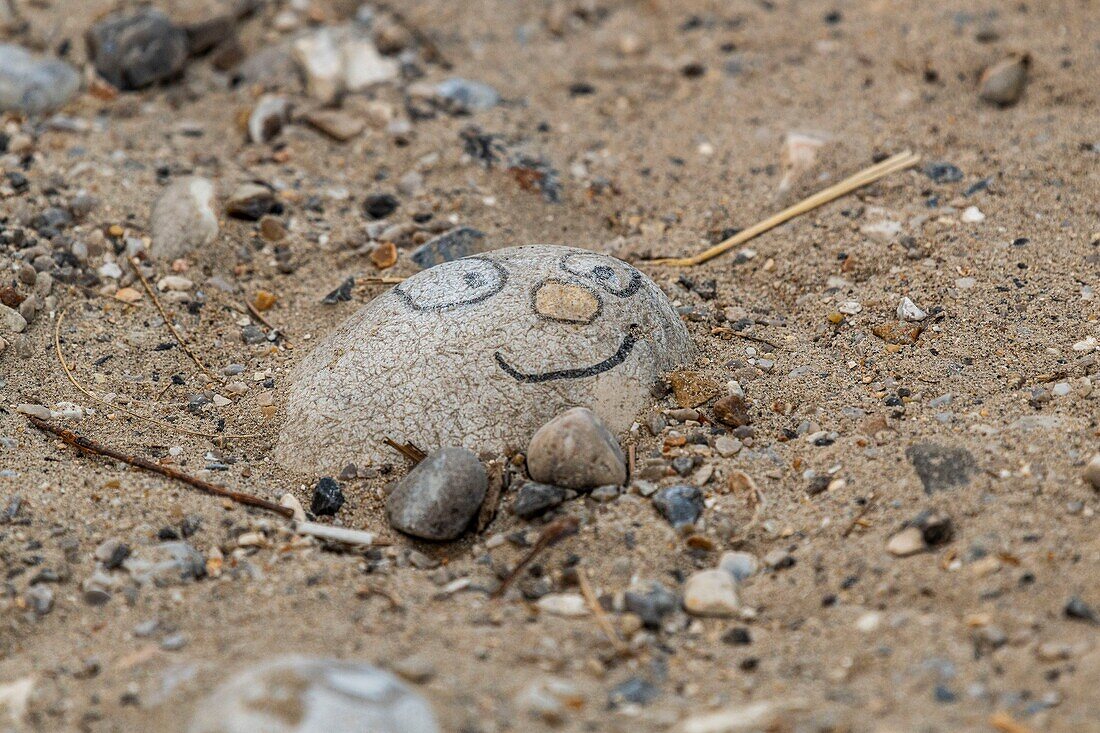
[276,245,693,472]
[187,656,440,733]
[906,442,977,494]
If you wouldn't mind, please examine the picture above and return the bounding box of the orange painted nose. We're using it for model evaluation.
[533,280,600,324]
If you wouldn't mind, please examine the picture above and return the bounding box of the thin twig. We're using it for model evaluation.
[358,582,405,610]
[492,516,580,599]
[245,300,292,347]
[711,328,781,350]
[25,416,293,518]
[477,459,505,532]
[841,493,876,538]
[647,151,920,266]
[577,566,628,654]
[384,438,427,464]
[358,276,407,285]
[53,309,258,440]
[129,257,218,382]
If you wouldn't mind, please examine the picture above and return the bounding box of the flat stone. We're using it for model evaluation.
[122,541,205,586]
[872,320,923,345]
[718,551,758,582]
[536,592,588,617]
[527,407,627,490]
[906,442,977,494]
[0,304,27,333]
[386,448,486,540]
[86,8,189,90]
[923,161,964,183]
[682,569,739,617]
[0,44,80,115]
[433,77,501,113]
[409,227,488,269]
[150,177,218,261]
[226,184,276,221]
[886,526,926,557]
[669,370,721,408]
[276,246,693,472]
[292,26,398,104]
[186,656,440,733]
[712,394,751,427]
[511,481,567,519]
[304,108,365,141]
[652,485,703,528]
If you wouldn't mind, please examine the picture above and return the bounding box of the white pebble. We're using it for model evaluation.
[961,206,986,223]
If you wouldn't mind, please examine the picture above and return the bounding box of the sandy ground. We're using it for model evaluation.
[1,0,1099,731]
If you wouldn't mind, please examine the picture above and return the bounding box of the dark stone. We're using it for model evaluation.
[86,9,189,90]
[322,276,355,304]
[906,443,977,494]
[386,448,487,540]
[908,510,953,545]
[226,185,276,221]
[184,15,236,56]
[722,627,753,645]
[671,456,695,477]
[103,543,131,570]
[240,324,267,344]
[923,161,964,184]
[652,485,703,528]
[511,481,567,519]
[608,677,659,707]
[310,477,345,516]
[623,582,678,629]
[31,207,72,236]
[410,227,488,269]
[1064,596,1098,624]
[362,193,399,220]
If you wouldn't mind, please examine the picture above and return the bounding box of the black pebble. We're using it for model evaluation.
[310,477,345,516]
[651,485,704,528]
[362,193,399,219]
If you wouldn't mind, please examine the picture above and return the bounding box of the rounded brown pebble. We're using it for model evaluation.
[527,407,626,490]
[713,394,751,427]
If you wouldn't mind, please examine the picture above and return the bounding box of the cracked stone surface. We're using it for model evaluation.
[276,245,693,473]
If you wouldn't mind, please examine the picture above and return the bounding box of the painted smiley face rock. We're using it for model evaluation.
[275,245,694,473]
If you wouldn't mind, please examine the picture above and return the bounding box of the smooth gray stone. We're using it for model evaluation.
[0,44,80,115]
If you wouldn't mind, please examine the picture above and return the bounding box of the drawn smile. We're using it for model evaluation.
[494,333,637,383]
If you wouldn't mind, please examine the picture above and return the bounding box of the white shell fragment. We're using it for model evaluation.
[277,245,693,472]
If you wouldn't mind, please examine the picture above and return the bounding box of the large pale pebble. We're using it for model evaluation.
[683,569,739,617]
[150,177,218,261]
[276,245,693,472]
[527,407,626,490]
[0,43,80,115]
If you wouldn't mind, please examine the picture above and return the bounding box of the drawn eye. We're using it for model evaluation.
[559,252,642,298]
[395,257,508,311]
